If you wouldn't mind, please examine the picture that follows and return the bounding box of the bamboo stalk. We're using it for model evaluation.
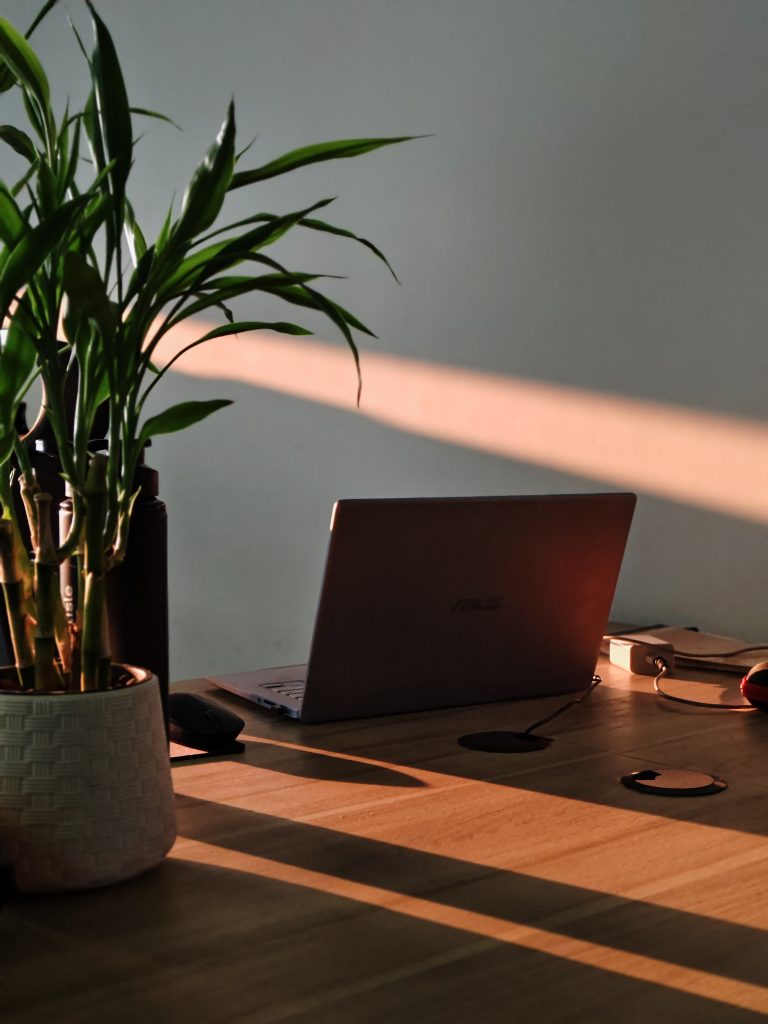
[32,493,64,691]
[80,454,111,691]
[55,486,79,678]
[0,464,35,611]
[19,470,41,556]
[0,520,35,689]
[52,582,73,679]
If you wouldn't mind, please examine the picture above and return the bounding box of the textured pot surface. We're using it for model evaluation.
[0,669,176,893]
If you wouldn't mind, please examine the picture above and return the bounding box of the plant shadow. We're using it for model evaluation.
[3,799,767,1023]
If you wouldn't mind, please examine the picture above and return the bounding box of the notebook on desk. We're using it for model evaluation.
[615,625,768,675]
[206,493,637,723]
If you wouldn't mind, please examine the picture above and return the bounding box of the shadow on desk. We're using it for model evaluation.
[166,802,765,1019]
[210,680,768,841]
[207,741,427,788]
[5,800,766,1024]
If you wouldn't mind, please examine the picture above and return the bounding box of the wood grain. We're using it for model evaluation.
[1,658,767,1023]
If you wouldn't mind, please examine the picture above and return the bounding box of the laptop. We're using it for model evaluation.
[206,493,636,722]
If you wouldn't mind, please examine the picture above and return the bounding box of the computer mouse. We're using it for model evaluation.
[167,692,245,751]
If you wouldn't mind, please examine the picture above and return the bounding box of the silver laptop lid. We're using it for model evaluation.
[299,493,636,722]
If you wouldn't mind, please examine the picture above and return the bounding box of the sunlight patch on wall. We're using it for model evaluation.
[154,323,768,524]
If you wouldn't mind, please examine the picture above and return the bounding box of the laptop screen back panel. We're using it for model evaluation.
[299,493,635,723]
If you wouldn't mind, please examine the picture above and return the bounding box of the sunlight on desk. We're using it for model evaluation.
[172,838,768,1017]
[5,660,767,1023]
[171,735,767,932]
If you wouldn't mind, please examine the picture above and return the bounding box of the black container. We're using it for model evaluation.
[105,458,170,726]
[59,452,170,729]
[0,607,11,666]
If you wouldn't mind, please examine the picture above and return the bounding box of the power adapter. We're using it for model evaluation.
[609,635,675,676]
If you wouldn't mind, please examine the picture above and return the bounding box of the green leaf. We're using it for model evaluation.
[300,284,363,397]
[0,124,37,162]
[229,135,422,190]
[161,280,276,329]
[214,298,234,324]
[0,67,14,95]
[61,298,89,352]
[0,429,15,468]
[67,14,91,70]
[300,217,400,282]
[0,183,25,247]
[72,193,112,250]
[62,250,118,340]
[124,242,155,303]
[158,238,237,295]
[139,399,232,447]
[216,212,400,282]
[130,106,182,131]
[173,100,236,244]
[194,320,312,343]
[86,2,132,215]
[142,320,312,400]
[164,273,326,328]
[92,368,111,410]
[124,199,147,266]
[258,281,376,338]
[163,197,335,299]
[0,196,87,318]
[235,133,258,163]
[10,164,34,198]
[202,271,325,290]
[35,160,57,215]
[0,16,50,112]
[82,88,106,176]
[191,197,336,254]
[207,276,375,403]
[21,88,45,142]
[59,108,82,194]
[0,319,36,413]
[154,198,175,255]
[26,0,64,39]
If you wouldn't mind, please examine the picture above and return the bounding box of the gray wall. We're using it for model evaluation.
[6,0,768,678]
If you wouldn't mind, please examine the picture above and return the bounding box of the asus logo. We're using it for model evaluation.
[451,596,504,613]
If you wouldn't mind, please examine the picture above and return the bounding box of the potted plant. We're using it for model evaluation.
[0,0,413,892]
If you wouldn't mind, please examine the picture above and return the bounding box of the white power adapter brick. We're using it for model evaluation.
[608,634,675,675]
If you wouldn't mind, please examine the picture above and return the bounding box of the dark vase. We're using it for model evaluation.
[1,386,170,731]
[105,457,170,729]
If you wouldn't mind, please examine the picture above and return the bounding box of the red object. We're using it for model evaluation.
[740,664,768,713]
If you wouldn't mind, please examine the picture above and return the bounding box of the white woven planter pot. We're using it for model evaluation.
[0,667,176,893]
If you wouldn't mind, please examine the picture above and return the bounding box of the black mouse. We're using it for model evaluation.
[167,692,245,752]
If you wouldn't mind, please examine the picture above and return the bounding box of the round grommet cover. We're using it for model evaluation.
[621,768,727,796]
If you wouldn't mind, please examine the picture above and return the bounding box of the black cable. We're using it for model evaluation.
[651,658,754,711]
[522,673,602,736]
[457,673,604,753]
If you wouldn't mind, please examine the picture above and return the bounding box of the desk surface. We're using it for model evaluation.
[2,659,768,1023]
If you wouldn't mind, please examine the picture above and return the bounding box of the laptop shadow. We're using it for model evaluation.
[232,738,427,787]
[208,682,768,839]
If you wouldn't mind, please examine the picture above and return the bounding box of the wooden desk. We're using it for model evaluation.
[2,659,768,1022]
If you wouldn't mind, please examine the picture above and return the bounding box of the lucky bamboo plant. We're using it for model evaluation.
[0,1,414,693]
